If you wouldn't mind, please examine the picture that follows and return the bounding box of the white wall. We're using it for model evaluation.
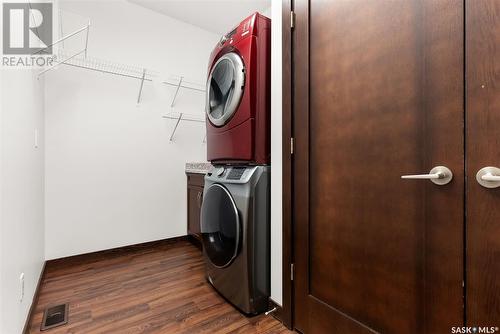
[1,69,46,334]
[44,0,219,259]
[0,71,3,329]
[270,0,282,306]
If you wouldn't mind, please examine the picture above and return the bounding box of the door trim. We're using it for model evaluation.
[290,0,309,330]
[282,0,466,332]
[281,0,294,329]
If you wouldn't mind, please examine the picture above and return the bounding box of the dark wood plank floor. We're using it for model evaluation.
[27,240,292,333]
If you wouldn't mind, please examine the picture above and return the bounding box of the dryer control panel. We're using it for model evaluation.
[213,12,270,50]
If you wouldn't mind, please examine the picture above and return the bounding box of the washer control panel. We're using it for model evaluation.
[227,167,246,180]
[206,165,256,183]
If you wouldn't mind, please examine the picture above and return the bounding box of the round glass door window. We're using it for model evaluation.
[206,52,245,127]
[201,184,241,268]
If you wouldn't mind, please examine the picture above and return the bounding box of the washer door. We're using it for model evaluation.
[206,52,245,127]
[201,184,241,268]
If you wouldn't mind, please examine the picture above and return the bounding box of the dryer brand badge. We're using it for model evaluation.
[241,19,252,36]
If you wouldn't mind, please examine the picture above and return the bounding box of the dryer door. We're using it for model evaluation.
[206,52,245,127]
[201,183,241,268]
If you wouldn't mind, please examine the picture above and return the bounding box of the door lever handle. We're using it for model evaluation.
[476,167,500,188]
[401,166,453,185]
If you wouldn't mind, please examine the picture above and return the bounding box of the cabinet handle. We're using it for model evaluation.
[197,191,203,208]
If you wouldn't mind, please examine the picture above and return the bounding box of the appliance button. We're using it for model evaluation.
[216,167,225,177]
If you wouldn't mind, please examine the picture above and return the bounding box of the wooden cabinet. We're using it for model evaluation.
[186,173,205,245]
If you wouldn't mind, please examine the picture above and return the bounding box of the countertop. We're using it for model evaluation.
[185,162,212,174]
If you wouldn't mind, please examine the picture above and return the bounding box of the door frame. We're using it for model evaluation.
[280,0,468,331]
[280,0,294,329]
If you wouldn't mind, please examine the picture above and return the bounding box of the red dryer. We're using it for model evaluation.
[205,12,271,165]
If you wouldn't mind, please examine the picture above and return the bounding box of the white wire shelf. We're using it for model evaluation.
[59,56,205,90]
[39,53,206,104]
[36,9,207,143]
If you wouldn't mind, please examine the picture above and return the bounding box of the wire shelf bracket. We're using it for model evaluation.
[170,76,184,107]
[84,22,90,58]
[136,69,147,104]
[169,113,183,142]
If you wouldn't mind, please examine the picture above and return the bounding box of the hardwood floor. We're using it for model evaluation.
[27,240,292,333]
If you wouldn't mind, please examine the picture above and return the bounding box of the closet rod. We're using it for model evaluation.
[162,115,205,123]
[62,63,206,92]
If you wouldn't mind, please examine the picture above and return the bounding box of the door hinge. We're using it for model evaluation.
[290,263,295,281]
[290,11,296,29]
[290,137,294,155]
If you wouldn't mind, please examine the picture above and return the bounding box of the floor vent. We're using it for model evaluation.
[41,303,69,331]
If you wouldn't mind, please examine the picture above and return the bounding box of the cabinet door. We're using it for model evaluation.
[293,0,464,332]
[188,185,203,237]
[466,0,500,324]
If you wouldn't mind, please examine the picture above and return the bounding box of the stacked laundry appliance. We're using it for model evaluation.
[200,12,271,315]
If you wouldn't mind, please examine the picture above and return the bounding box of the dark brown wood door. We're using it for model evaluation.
[293,1,464,333]
[466,0,500,325]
